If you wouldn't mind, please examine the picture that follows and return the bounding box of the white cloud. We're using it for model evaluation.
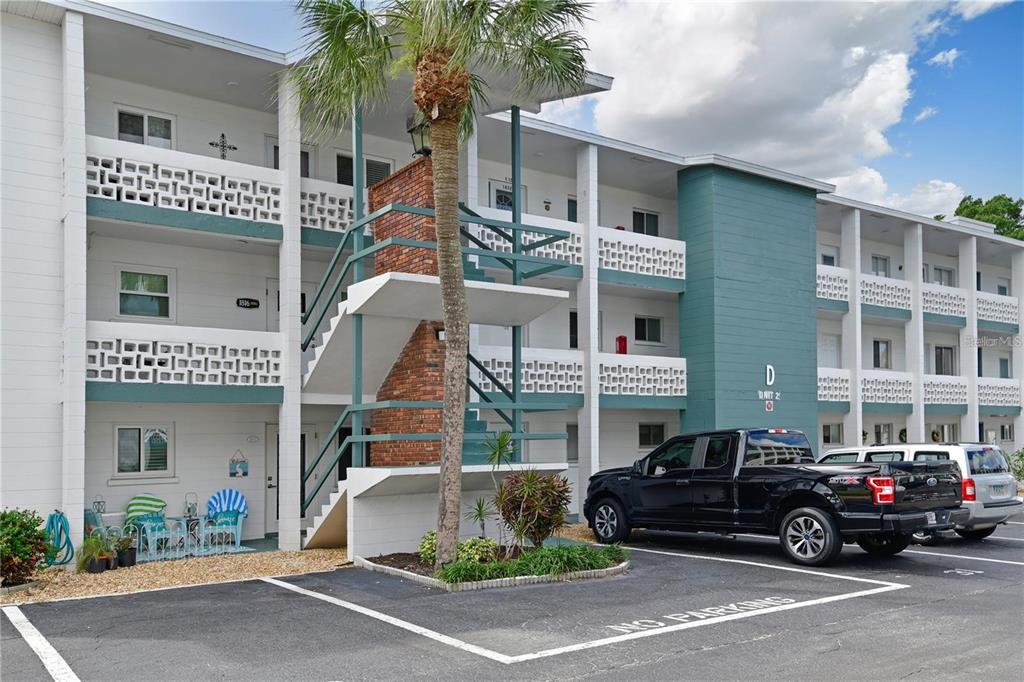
[953,1,1012,21]
[829,167,965,217]
[914,106,939,123]
[927,48,962,68]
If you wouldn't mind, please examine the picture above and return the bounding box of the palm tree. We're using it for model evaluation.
[293,0,590,567]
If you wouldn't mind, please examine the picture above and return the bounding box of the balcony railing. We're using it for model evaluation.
[860,274,912,310]
[472,346,584,394]
[922,283,967,318]
[299,178,355,233]
[977,291,1019,326]
[923,374,968,404]
[816,265,850,302]
[817,367,851,402]
[861,370,913,404]
[597,227,685,280]
[977,377,1021,407]
[86,321,282,386]
[597,353,687,397]
[467,207,583,266]
[85,135,283,223]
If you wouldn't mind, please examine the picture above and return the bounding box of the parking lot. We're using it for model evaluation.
[3,523,1023,681]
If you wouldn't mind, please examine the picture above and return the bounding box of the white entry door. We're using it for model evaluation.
[818,333,841,368]
[265,424,315,533]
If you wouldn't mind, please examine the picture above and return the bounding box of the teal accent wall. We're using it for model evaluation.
[862,304,911,320]
[598,269,686,293]
[817,400,851,413]
[677,166,819,445]
[977,319,1020,334]
[600,395,687,410]
[980,405,1022,417]
[924,403,968,415]
[862,402,913,414]
[923,312,966,327]
[816,298,849,313]
[86,382,283,404]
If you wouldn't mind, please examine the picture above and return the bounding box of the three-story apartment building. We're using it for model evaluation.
[2,0,1020,552]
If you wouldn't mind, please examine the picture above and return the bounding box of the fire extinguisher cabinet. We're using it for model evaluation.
[616,335,627,354]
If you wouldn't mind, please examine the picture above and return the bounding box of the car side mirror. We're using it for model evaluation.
[632,459,643,475]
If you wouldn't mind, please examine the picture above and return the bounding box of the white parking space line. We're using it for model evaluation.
[988,536,1024,542]
[1,606,80,682]
[264,549,908,665]
[1006,521,1024,525]
[904,550,1024,566]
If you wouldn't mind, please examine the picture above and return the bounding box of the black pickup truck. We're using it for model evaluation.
[582,428,970,565]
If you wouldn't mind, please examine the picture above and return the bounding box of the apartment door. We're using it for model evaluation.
[265,425,315,533]
[266,278,321,333]
[818,333,841,368]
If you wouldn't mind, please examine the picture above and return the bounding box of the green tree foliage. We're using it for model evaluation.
[937,194,1024,240]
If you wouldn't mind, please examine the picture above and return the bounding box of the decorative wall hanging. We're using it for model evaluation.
[229,450,249,478]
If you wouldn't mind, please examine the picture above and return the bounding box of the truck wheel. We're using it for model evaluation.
[779,508,843,566]
[954,527,996,541]
[591,498,631,544]
[857,533,911,556]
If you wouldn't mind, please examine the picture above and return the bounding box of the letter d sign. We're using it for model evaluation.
[765,364,776,386]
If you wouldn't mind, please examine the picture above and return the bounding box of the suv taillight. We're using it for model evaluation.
[962,478,976,502]
[866,476,896,505]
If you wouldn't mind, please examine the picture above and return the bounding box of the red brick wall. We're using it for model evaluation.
[368,155,437,276]
[371,321,445,466]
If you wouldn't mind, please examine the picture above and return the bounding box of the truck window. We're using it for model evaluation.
[914,451,949,461]
[743,430,814,466]
[819,452,859,463]
[966,447,1009,475]
[866,451,903,463]
[702,435,732,469]
[647,438,696,476]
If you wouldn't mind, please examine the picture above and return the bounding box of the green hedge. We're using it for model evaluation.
[436,544,627,583]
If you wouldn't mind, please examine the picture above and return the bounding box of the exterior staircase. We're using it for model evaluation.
[463,409,493,464]
[462,255,492,282]
[303,480,348,549]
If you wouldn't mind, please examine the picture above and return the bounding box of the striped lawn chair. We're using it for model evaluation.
[203,489,247,551]
[125,494,185,561]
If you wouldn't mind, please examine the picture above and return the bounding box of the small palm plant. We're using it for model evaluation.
[463,497,493,538]
[293,0,590,569]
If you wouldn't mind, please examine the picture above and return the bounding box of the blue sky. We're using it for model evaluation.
[100,1,1022,216]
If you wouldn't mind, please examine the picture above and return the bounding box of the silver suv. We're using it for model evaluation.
[818,443,1022,542]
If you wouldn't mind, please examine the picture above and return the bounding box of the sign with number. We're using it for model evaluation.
[236,298,260,309]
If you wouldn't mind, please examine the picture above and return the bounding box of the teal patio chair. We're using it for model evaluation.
[201,489,248,553]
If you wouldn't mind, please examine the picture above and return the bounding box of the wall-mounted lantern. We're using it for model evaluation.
[406,116,432,157]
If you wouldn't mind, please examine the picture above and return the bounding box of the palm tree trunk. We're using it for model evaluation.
[430,117,468,568]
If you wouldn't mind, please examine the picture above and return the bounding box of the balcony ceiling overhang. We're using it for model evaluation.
[346,272,569,326]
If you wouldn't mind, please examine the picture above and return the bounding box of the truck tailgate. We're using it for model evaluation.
[887,461,961,512]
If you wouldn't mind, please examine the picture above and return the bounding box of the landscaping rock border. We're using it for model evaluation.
[354,555,629,592]
[0,580,38,597]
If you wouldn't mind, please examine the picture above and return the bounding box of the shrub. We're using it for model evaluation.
[0,509,50,586]
[417,530,437,565]
[495,469,572,548]
[436,544,628,583]
[456,537,498,564]
[1008,448,1024,484]
[76,536,106,573]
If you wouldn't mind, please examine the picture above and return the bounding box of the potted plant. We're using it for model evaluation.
[100,534,117,570]
[114,534,136,568]
[76,536,106,574]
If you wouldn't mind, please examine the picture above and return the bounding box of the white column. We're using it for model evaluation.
[276,74,303,550]
[840,208,863,446]
[959,235,979,441]
[904,223,925,442]
[575,143,600,503]
[61,12,87,548]
[1013,250,1024,451]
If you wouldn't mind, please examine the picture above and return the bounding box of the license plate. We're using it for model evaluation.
[925,511,936,525]
[991,485,1007,497]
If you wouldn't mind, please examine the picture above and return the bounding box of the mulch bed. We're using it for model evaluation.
[370,546,525,576]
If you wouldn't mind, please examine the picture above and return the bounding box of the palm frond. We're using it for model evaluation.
[291,0,395,142]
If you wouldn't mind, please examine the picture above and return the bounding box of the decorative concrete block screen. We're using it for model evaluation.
[598,354,687,396]
[85,322,282,386]
[817,368,851,402]
[923,375,968,404]
[922,283,967,318]
[85,138,282,224]
[597,227,686,279]
[468,207,583,266]
[300,178,355,232]
[859,274,912,309]
[815,265,850,301]
[977,292,1019,325]
[978,378,1022,407]
[861,371,913,403]
[474,346,584,394]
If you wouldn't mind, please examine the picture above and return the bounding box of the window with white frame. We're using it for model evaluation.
[873,423,893,445]
[567,196,578,223]
[267,137,314,178]
[934,345,957,376]
[999,356,1012,379]
[872,339,892,369]
[1000,423,1014,442]
[820,245,839,267]
[870,255,891,278]
[639,423,666,449]
[117,108,174,149]
[634,316,662,344]
[117,267,174,320]
[997,278,1011,296]
[822,423,843,445]
[337,153,393,187]
[933,266,955,287]
[632,209,659,237]
[115,425,172,477]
